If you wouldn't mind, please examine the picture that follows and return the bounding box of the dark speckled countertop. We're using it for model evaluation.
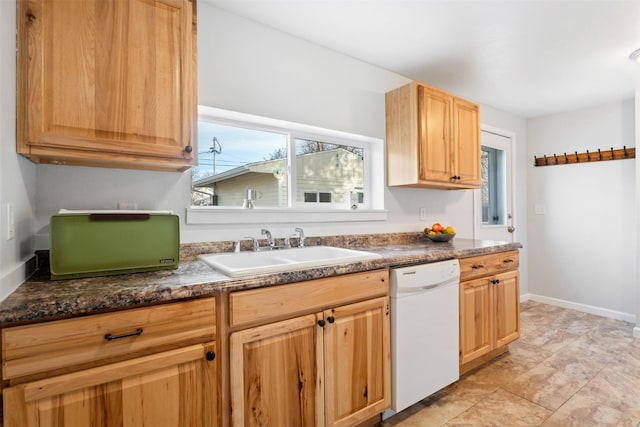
[0,233,521,326]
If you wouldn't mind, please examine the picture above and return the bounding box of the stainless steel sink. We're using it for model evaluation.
[198,246,382,277]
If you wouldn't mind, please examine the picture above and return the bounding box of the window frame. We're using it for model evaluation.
[186,106,387,225]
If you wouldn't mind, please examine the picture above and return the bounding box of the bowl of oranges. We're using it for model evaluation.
[424,223,456,242]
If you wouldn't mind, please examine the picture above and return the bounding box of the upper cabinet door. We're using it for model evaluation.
[453,98,481,187]
[17,0,197,171]
[417,85,453,184]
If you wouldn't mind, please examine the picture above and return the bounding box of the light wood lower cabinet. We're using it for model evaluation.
[230,314,322,427]
[323,298,390,427]
[459,252,520,371]
[2,298,218,427]
[229,270,391,427]
[4,343,217,427]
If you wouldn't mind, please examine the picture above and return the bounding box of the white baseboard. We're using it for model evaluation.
[0,256,37,302]
[524,293,636,324]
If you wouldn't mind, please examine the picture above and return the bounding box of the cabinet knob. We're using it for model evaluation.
[317,319,326,327]
[184,145,193,154]
[206,351,216,361]
[327,316,335,324]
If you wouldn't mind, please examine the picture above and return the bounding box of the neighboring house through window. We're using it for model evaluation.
[192,107,379,212]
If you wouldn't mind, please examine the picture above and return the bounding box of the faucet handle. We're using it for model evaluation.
[245,236,259,252]
[294,227,305,247]
[261,229,275,248]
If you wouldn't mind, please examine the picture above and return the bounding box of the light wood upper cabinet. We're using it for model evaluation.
[16,0,197,171]
[459,252,520,370]
[386,82,480,189]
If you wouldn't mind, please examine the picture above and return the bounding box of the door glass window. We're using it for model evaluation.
[481,146,506,225]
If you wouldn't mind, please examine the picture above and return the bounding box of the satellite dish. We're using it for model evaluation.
[273,166,286,180]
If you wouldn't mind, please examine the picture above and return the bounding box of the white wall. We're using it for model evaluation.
[33,4,528,245]
[0,0,38,300]
[527,100,636,321]
[20,4,529,292]
[636,86,640,336]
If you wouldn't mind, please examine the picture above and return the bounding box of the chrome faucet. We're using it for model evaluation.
[261,229,275,249]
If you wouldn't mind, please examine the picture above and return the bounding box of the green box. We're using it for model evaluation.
[50,213,180,280]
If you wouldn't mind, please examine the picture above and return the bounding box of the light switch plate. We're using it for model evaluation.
[6,203,15,240]
[419,207,426,221]
[534,204,546,215]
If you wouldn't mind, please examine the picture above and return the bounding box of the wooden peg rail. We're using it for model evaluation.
[534,146,635,167]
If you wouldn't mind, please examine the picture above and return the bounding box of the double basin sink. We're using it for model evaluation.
[198,246,382,277]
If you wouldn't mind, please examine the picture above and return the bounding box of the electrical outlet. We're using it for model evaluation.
[118,202,138,210]
[419,207,426,221]
[6,203,15,241]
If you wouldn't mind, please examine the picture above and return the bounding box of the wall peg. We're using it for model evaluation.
[575,151,579,162]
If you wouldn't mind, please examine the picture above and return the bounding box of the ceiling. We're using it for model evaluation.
[205,0,640,118]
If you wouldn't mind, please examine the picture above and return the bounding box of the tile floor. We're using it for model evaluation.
[380,300,640,426]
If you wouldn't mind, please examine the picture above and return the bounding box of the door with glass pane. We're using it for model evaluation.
[474,129,515,242]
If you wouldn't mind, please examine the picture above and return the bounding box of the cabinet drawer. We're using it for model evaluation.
[2,297,215,381]
[230,269,389,329]
[459,251,519,281]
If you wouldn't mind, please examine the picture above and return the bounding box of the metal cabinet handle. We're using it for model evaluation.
[327,316,335,324]
[503,259,514,264]
[104,328,143,341]
[206,351,216,361]
[317,319,326,327]
[471,264,485,269]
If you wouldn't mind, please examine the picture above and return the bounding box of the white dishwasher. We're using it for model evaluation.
[383,259,460,419]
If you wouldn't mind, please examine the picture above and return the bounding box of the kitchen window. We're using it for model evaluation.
[187,106,386,225]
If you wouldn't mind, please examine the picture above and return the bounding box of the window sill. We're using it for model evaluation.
[186,207,388,225]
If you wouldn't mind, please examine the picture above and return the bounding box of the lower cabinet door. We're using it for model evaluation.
[323,297,391,427]
[4,343,217,427]
[459,278,492,365]
[493,270,520,348]
[230,314,323,427]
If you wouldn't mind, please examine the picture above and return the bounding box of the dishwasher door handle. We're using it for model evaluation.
[421,283,445,291]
